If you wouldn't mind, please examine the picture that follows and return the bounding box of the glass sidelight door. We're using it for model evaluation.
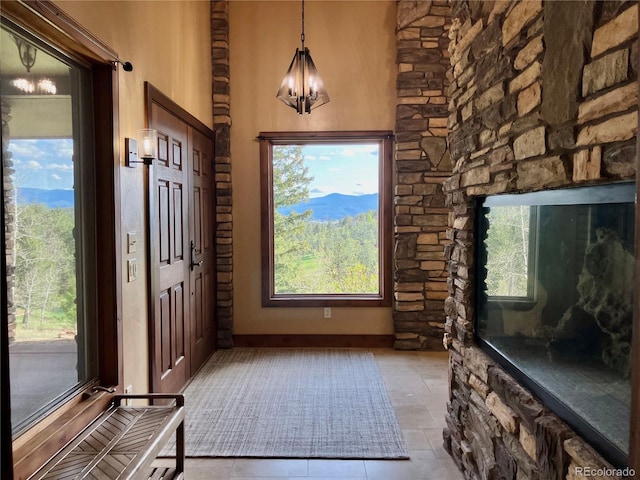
[1,20,98,434]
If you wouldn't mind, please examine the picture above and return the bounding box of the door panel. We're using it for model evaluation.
[150,104,189,393]
[189,127,216,371]
[159,290,170,373]
[158,181,170,264]
[171,283,185,378]
[173,184,184,260]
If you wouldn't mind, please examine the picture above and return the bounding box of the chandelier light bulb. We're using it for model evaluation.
[38,78,57,95]
[12,78,34,93]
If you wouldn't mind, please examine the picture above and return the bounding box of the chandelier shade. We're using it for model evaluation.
[276,0,329,114]
[276,48,329,114]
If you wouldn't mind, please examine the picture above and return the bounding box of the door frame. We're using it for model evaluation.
[145,83,216,393]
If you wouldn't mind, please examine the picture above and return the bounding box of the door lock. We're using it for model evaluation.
[190,240,203,271]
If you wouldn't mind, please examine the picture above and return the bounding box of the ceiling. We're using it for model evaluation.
[1,26,73,138]
[1,27,69,76]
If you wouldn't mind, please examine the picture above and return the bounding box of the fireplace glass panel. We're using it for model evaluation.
[476,182,634,465]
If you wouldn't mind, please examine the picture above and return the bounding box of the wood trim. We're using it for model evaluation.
[1,90,13,480]
[258,131,394,308]
[12,393,111,480]
[380,135,394,310]
[259,136,274,308]
[257,131,395,141]
[1,1,118,65]
[262,296,392,308]
[145,88,158,393]
[233,335,394,349]
[630,32,640,467]
[145,82,213,137]
[94,62,123,388]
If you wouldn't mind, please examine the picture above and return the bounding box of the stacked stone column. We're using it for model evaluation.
[212,0,233,348]
[393,1,453,350]
[2,101,15,343]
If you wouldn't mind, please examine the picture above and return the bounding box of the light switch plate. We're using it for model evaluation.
[127,259,137,282]
[127,232,138,254]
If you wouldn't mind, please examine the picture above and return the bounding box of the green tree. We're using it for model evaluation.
[485,205,531,296]
[272,146,314,293]
[288,211,379,294]
[270,145,380,295]
[14,203,76,332]
[318,212,378,293]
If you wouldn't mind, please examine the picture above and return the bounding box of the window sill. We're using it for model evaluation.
[12,387,113,479]
[263,294,391,308]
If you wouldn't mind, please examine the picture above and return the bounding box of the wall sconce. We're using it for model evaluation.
[125,129,157,167]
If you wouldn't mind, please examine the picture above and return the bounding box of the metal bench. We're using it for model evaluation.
[30,393,185,480]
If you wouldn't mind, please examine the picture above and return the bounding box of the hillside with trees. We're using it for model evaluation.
[272,146,379,295]
[13,202,77,340]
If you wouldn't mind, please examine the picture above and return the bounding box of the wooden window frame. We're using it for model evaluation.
[1,2,123,478]
[258,131,393,308]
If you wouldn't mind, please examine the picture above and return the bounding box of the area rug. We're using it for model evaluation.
[162,348,409,459]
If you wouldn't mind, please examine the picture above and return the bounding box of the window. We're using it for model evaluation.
[259,131,393,307]
[1,4,121,475]
[482,204,539,301]
[2,20,98,434]
[475,183,635,467]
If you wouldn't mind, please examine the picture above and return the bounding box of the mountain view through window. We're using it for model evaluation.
[260,131,393,307]
[273,143,380,294]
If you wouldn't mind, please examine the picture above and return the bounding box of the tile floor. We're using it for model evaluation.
[155,348,464,480]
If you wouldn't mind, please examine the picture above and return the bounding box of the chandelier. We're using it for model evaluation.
[276,0,329,114]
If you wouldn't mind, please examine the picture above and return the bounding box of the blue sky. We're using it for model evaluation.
[8,138,74,190]
[298,143,379,198]
[11,139,379,197]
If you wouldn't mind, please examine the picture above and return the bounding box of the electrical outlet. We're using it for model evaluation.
[323,307,331,319]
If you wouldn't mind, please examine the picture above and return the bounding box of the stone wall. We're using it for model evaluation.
[393,0,453,350]
[2,101,15,344]
[212,0,233,348]
[443,1,638,478]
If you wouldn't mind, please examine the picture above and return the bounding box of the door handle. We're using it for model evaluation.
[190,240,203,271]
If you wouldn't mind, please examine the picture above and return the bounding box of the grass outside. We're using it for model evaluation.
[13,308,76,342]
[278,254,378,294]
[276,254,325,294]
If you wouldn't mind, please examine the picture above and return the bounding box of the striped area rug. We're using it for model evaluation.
[163,348,409,459]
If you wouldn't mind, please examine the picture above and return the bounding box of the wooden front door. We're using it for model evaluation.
[148,85,216,393]
[188,127,216,371]
[150,103,190,394]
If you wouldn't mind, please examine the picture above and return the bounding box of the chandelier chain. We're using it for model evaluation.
[301,0,305,45]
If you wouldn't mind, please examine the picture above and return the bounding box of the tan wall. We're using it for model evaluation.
[229,1,396,335]
[53,0,213,393]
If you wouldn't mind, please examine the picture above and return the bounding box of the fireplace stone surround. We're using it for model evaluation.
[442,1,638,478]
